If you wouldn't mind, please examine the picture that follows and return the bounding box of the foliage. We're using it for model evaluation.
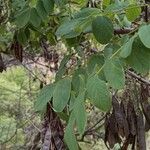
[0,0,150,149]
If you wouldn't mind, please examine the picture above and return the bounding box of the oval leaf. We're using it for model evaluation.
[64,113,79,150]
[138,24,150,48]
[87,54,105,80]
[56,19,83,38]
[87,75,111,111]
[87,54,104,73]
[73,91,86,134]
[126,5,141,21]
[120,35,137,58]
[15,8,30,28]
[29,8,41,27]
[126,38,150,74]
[53,77,71,112]
[55,55,71,81]
[36,0,47,21]
[104,58,125,89]
[35,84,54,111]
[74,8,100,19]
[17,29,28,45]
[92,16,113,44]
[42,0,54,14]
[72,68,87,95]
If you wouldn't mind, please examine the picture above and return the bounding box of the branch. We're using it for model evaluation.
[21,63,46,84]
[84,28,137,35]
[126,70,150,86]
[144,0,149,22]
[80,115,106,140]
[114,28,134,35]
[85,115,106,133]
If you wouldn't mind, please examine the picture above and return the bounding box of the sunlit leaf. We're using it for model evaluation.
[126,5,141,21]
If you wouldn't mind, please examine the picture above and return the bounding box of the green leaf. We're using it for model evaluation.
[15,8,30,28]
[103,0,110,6]
[92,16,113,44]
[69,92,76,111]
[72,68,87,95]
[64,112,79,150]
[29,0,37,7]
[29,8,41,27]
[138,24,150,48]
[120,35,137,58]
[105,1,128,12]
[53,77,71,112]
[87,54,104,73]
[42,0,54,14]
[73,91,86,134]
[104,58,125,89]
[24,28,30,39]
[36,0,47,21]
[87,75,111,111]
[87,54,105,80]
[35,84,54,111]
[55,55,71,81]
[126,5,141,21]
[74,8,100,19]
[126,38,150,74]
[56,18,84,38]
[17,29,28,45]
[104,44,120,59]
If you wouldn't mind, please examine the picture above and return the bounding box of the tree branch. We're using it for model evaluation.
[114,28,134,35]
[126,70,150,86]
[80,115,106,140]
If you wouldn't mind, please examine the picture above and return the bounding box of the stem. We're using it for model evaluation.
[96,47,121,75]
[126,70,150,86]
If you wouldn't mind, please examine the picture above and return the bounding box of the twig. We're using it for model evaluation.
[26,118,41,133]
[81,115,106,140]
[126,70,150,86]
[85,115,106,132]
[144,0,149,22]
[114,28,134,35]
[22,63,45,84]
